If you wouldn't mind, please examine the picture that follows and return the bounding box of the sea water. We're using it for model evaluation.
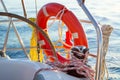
[0,0,120,80]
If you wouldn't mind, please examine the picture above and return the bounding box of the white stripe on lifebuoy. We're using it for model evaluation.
[43,6,49,17]
[72,33,79,39]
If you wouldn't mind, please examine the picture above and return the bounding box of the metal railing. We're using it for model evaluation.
[77,0,103,80]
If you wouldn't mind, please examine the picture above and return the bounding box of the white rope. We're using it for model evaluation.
[12,22,31,59]
[2,20,12,53]
[21,0,27,18]
[45,7,73,53]
[100,24,113,80]
[0,0,11,56]
[47,7,66,29]
[42,6,72,57]
[50,7,67,52]
[35,0,38,18]
[58,7,66,41]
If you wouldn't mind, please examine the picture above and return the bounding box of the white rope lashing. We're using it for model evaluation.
[2,20,12,57]
[100,24,113,80]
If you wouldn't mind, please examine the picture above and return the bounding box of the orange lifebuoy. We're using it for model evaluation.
[37,3,88,63]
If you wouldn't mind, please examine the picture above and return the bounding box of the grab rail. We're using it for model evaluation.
[77,0,103,80]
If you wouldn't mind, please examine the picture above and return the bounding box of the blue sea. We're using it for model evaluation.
[0,0,120,80]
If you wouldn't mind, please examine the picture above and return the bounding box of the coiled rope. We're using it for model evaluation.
[101,24,113,80]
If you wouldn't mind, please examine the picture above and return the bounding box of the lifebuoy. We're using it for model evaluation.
[37,3,88,63]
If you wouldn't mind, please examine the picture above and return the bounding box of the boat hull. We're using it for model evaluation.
[0,57,87,80]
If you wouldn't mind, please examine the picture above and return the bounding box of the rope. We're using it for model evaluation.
[0,0,12,57]
[46,7,72,56]
[2,20,12,54]
[100,24,113,80]
[35,0,38,18]
[13,20,31,59]
[0,0,8,12]
[1,18,12,57]
[21,0,27,18]
[34,53,95,80]
[58,7,66,41]
[79,19,92,23]
[28,18,45,62]
[54,7,66,52]
[29,24,38,61]
[47,7,66,29]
